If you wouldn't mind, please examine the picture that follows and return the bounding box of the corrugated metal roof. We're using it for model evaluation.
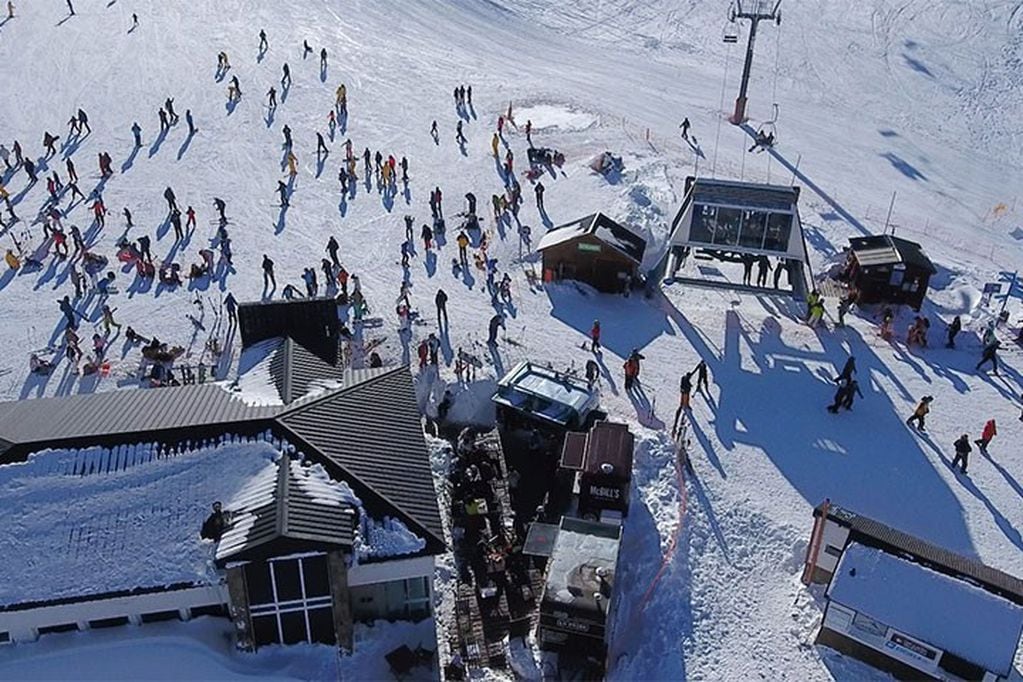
[216,456,356,565]
[266,337,348,405]
[816,502,1023,605]
[278,366,445,548]
[849,235,936,274]
[536,213,646,264]
[0,384,278,449]
[691,178,798,212]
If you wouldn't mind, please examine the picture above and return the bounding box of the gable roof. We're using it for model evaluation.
[848,235,936,273]
[0,383,277,457]
[537,213,647,264]
[268,336,348,405]
[815,502,1023,606]
[278,366,445,551]
[215,456,358,566]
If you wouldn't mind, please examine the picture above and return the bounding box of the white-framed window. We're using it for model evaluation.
[245,555,336,646]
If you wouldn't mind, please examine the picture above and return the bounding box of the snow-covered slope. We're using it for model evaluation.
[1,0,1021,679]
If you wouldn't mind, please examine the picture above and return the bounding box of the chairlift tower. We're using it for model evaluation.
[728,0,782,125]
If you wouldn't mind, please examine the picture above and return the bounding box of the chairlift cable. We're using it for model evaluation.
[712,28,736,177]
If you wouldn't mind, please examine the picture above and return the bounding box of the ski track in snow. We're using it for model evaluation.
[1,0,1022,679]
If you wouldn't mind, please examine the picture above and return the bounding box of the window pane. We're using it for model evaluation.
[406,577,428,600]
[385,580,407,619]
[273,560,302,603]
[308,608,337,645]
[689,205,716,244]
[253,615,279,647]
[763,213,792,252]
[713,208,742,246]
[245,563,274,605]
[302,556,330,598]
[409,601,431,621]
[738,211,767,249]
[280,611,307,645]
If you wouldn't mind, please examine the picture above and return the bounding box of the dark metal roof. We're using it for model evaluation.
[689,177,799,212]
[582,421,634,478]
[268,337,348,404]
[0,384,277,452]
[560,432,587,470]
[815,502,1023,606]
[278,366,445,549]
[238,298,341,365]
[848,235,937,274]
[538,213,647,264]
[216,456,357,566]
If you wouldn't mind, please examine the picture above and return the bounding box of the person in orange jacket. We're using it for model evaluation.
[974,419,997,454]
[623,349,644,390]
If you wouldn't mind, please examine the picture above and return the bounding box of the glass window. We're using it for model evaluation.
[272,560,302,603]
[252,615,279,646]
[307,608,336,645]
[689,205,716,244]
[406,577,428,600]
[302,556,330,598]
[763,213,792,252]
[279,611,307,645]
[245,563,274,605]
[712,208,742,246]
[738,211,767,249]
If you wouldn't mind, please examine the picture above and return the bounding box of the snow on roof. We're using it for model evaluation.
[542,518,621,620]
[0,435,281,607]
[230,338,286,407]
[536,213,646,264]
[828,543,1023,675]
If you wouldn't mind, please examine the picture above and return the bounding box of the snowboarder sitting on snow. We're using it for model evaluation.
[906,396,933,432]
[29,353,54,375]
[951,434,971,474]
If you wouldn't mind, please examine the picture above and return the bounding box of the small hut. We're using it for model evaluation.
[537,213,646,293]
[841,235,935,310]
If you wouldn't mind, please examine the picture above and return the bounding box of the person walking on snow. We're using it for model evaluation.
[316,132,328,157]
[262,255,276,289]
[679,117,690,140]
[906,396,933,432]
[487,313,505,345]
[456,120,467,145]
[165,98,178,125]
[267,87,277,109]
[326,235,340,268]
[277,180,289,207]
[589,319,601,352]
[287,151,298,177]
[456,230,469,266]
[259,29,268,52]
[164,186,177,213]
[185,206,196,230]
[131,121,142,147]
[491,133,500,158]
[158,108,169,132]
[421,223,433,251]
[695,360,709,392]
[320,47,327,70]
[435,288,448,328]
[213,197,227,222]
[534,182,545,211]
[946,315,962,348]
[672,371,694,437]
[623,349,644,391]
[976,340,1001,374]
[186,109,196,135]
[835,356,856,384]
[974,419,997,454]
[952,434,971,474]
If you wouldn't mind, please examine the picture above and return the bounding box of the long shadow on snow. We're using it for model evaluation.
[662,296,979,557]
[547,282,673,357]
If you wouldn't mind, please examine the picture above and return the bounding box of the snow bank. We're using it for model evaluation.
[358,517,427,559]
[0,435,282,606]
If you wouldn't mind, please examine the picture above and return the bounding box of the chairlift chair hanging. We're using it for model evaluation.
[723,22,739,43]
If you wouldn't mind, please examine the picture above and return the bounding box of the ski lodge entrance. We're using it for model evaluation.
[658,177,811,299]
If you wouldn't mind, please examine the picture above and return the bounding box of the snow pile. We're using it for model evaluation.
[229,338,284,407]
[290,459,361,507]
[0,435,282,605]
[358,517,427,560]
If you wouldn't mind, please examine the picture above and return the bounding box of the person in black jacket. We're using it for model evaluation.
[946,315,962,348]
[952,434,971,474]
[435,288,448,328]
